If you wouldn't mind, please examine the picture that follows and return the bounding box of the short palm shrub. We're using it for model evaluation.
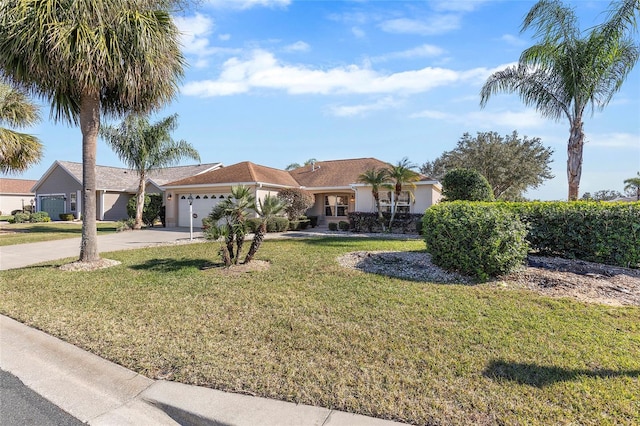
[328,222,338,231]
[338,220,350,231]
[116,218,135,232]
[423,202,528,281]
[59,213,75,221]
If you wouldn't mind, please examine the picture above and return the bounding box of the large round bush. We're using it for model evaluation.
[423,202,528,281]
[441,168,494,202]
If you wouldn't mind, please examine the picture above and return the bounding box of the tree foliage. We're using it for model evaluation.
[421,131,553,201]
[580,189,624,201]
[0,0,184,262]
[277,188,314,220]
[101,113,199,229]
[0,82,42,173]
[441,169,495,202]
[357,167,391,231]
[387,157,420,228]
[126,193,163,226]
[624,172,640,200]
[480,0,639,201]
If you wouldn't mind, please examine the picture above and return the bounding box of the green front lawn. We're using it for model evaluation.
[0,222,118,246]
[1,237,638,425]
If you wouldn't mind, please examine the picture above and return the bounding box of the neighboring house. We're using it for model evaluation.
[163,158,442,228]
[31,161,222,221]
[0,178,37,215]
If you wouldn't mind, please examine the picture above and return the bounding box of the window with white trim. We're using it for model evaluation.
[378,191,411,213]
[325,194,350,217]
[70,193,77,212]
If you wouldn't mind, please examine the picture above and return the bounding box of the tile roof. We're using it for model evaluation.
[288,158,392,188]
[55,161,221,192]
[0,178,37,194]
[166,161,300,187]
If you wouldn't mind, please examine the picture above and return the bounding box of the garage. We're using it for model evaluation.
[177,193,225,228]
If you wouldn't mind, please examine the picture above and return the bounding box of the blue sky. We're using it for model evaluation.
[16,0,640,200]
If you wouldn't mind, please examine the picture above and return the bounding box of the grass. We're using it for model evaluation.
[1,237,638,425]
[0,222,118,246]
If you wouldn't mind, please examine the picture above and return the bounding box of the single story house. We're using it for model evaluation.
[163,157,442,228]
[31,160,222,221]
[0,178,37,215]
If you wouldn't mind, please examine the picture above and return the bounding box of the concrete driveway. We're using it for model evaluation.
[0,227,204,270]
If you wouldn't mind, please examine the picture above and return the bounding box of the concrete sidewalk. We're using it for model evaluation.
[0,227,205,270]
[1,315,406,426]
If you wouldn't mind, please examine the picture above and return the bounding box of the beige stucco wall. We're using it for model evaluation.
[102,191,132,221]
[0,194,34,214]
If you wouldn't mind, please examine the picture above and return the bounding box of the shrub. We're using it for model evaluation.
[116,218,136,232]
[11,212,31,223]
[423,202,528,281]
[59,213,75,221]
[308,216,318,228]
[441,168,494,202]
[277,188,314,220]
[126,193,163,226]
[338,220,350,231]
[504,201,640,268]
[30,212,51,223]
[289,219,300,231]
[328,222,338,231]
[348,212,423,234]
[272,217,289,232]
[11,209,23,216]
[201,216,213,231]
[248,217,289,233]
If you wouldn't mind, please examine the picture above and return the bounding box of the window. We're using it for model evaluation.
[325,194,350,217]
[70,193,77,212]
[377,191,411,213]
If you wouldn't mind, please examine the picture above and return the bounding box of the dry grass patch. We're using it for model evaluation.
[1,237,638,425]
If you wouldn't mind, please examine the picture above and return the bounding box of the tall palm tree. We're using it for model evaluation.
[624,172,640,200]
[387,157,420,229]
[358,167,391,231]
[0,82,42,174]
[0,0,184,262]
[480,0,639,201]
[244,195,286,264]
[100,113,200,229]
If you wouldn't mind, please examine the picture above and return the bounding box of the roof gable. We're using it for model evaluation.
[33,161,222,192]
[0,178,38,194]
[288,158,391,188]
[166,161,300,187]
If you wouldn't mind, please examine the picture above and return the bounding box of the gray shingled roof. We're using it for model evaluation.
[56,161,221,192]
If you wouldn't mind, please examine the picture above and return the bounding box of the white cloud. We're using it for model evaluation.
[500,34,527,47]
[379,15,461,35]
[352,26,366,39]
[329,97,400,117]
[411,109,546,129]
[174,14,239,68]
[283,41,310,53]
[587,132,640,149]
[372,43,445,62]
[206,0,290,9]
[429,0,494,12]
[218,34,231,41]
[182,49,499,97]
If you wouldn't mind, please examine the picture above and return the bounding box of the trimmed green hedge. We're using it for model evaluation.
[423,202,528,281]
[503,201,640,268]
[247,217,289,233]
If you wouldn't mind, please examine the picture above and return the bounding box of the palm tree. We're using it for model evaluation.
[624,172,640,200]
[100,113,200,229]
[244,195,286,264]
[358,167,391,231]
[0,0,184,262]
[206,185,255,265]
[0,82,42,174]
[387,157,420,229]
[480,0,639,201]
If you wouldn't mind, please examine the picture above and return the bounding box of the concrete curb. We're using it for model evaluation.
[1,316,407,425]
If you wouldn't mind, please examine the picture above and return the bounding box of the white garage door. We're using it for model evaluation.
[177,194,222,228]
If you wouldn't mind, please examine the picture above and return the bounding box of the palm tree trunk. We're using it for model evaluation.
[244,222,266,264]
[134,175,146,230]
[567,119,585,201]
[235,231,245,265]
[373,192,386,232]
[79,93,101,262]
